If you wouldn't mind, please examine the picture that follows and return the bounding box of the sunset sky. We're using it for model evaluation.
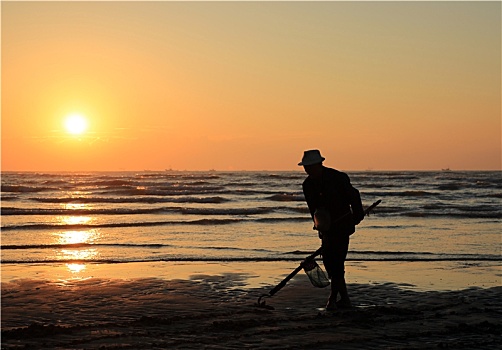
[2,1,500,171]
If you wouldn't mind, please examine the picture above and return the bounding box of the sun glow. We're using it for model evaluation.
[64,114,88,135]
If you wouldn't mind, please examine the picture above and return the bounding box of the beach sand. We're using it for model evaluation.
[2,262,501,349]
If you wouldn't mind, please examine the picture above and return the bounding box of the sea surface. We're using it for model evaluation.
[1,170,501,284]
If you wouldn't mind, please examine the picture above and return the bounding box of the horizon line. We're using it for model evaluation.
[1,169,501,173]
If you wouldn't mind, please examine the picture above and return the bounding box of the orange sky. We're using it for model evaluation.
[2,1,501,171]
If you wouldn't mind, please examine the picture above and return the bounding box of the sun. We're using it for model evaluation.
[64,114,88,135]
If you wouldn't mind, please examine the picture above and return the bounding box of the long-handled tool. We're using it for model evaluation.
[256,199,381,308]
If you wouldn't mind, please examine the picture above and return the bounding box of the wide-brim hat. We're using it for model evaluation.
[298,149,325,166]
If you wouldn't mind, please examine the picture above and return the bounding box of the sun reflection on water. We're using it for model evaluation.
[58,230,98,245]
[55,228,101,276]
[63,203,87,210]
[66,263,87,273]
[59,215,93,226]
[60,247,98,260]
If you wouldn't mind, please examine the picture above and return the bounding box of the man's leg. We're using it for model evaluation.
[336,235,351,307]
[323,235,351,310]
[326,281,338,310]
[332,277,351,308]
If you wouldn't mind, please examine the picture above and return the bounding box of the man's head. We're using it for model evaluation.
[298,149,324,178]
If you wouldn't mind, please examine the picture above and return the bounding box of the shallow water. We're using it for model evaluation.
[2,170,500,288]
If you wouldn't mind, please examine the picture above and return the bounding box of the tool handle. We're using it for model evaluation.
[365,200,381,215]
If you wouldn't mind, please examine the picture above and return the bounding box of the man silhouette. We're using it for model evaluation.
[299,149,364,310]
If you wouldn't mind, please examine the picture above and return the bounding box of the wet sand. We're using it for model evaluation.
[2,262,501,349]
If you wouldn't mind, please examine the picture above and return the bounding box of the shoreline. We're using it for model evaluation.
[2,260,500,291]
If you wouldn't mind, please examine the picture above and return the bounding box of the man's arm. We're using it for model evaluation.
[302,181,317,220]
[349,186,364,225]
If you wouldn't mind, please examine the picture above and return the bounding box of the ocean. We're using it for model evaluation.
[1,170,501,288]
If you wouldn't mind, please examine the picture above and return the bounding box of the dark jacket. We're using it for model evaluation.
[302,166,364,236]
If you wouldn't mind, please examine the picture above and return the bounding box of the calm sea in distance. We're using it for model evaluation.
[1,170,500,287]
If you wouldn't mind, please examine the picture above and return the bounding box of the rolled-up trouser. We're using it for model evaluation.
[321,233,350,279]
